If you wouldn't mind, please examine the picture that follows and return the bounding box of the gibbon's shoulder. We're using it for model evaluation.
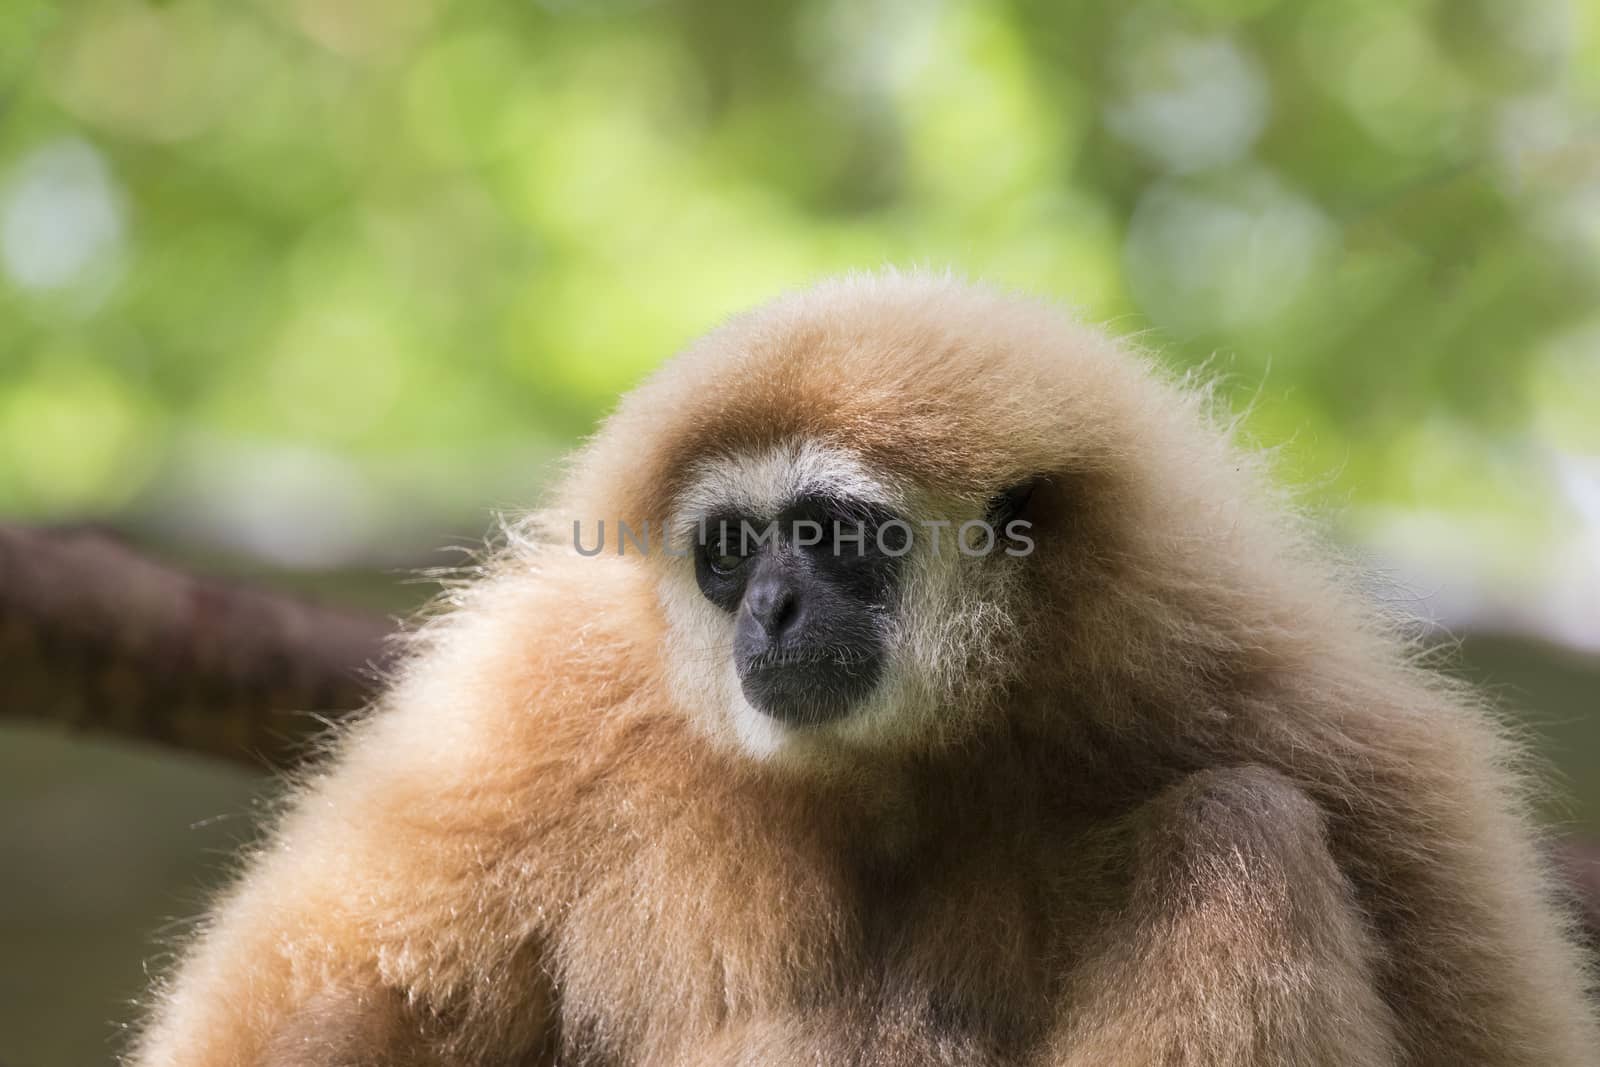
[288,552,697,850]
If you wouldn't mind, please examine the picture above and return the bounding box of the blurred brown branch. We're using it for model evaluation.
[0,524,394,769]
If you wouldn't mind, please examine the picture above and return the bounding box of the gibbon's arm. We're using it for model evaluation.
[127,558,654,1066]
[1301,697,1600,1066]
[1046,703,1599,1066]
[1045,766,1403,1067]
[127,743,562,1067]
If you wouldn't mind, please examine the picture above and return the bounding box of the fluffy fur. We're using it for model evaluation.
[129,273,1597,1066]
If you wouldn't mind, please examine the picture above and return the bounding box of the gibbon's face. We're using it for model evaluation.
[654,440,1039,760]
[572,276,1155,763]
[688,466,905,728]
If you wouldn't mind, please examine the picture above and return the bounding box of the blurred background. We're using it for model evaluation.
[2,0,1598,1063]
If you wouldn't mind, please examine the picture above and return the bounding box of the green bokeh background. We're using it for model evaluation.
[2,0,1598,1064]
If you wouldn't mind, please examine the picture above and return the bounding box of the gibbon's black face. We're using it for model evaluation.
[694,492,908,726]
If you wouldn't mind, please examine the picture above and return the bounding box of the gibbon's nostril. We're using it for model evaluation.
[745,573,800,640]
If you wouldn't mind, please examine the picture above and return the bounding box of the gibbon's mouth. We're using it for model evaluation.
[737,647,882,727]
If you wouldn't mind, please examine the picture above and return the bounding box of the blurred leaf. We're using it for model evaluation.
[0,0,1593,564]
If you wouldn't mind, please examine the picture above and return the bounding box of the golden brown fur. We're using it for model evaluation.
[129,274,1597,1065]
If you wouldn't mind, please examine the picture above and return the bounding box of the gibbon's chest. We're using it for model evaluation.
[546,771,1065,1064]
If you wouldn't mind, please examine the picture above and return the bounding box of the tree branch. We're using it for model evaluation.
[0,523,394,769]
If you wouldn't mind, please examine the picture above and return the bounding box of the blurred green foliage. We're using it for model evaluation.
[0,0,1597,556]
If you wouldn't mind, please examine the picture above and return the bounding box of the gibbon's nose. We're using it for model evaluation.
[733,553,885,727]
[744,565,801,641]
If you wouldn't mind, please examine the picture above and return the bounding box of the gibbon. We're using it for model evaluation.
[129,274,1597,1066]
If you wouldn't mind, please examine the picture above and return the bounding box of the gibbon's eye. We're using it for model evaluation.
[704,524,750,576]
[709,545,744,575]
[986,475,1043,530]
